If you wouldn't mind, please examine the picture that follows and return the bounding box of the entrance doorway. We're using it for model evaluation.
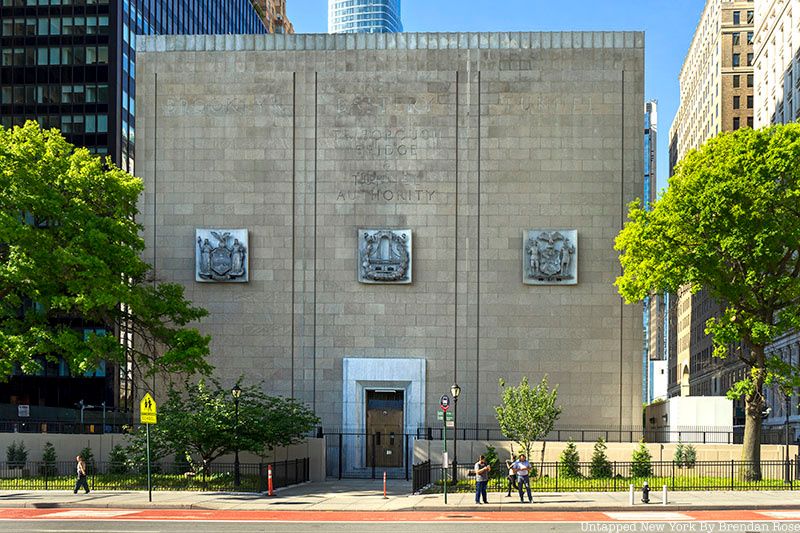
[365,390,404,468]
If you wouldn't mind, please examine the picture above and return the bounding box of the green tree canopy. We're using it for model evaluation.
[145,378,319,467]
[615,124,800,479]
[0,121,211,379]
[495,375,561,458]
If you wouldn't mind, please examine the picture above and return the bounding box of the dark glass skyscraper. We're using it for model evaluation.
[0,0,266,418]
[1,0,267,174]
[328,0,402,34]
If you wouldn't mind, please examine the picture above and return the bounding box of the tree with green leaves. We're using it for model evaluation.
[0,121,211,381]
[631,441,652,478]
[141,377,319,468]
[615,124,800,480]
[495,376,561,460]
[558,440,582,478]
[590,437,613,478]
[40,442,57,476]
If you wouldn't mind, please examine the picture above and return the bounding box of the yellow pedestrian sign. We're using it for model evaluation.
[140,392,157,425]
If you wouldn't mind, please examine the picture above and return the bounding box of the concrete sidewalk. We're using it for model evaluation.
[0,479,799,512]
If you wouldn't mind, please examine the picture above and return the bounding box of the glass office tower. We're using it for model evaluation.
[0,0,266,417]
[328,0,402,33]
[1,0,267,173]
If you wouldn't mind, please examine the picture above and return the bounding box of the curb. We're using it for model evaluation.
[4,501,800,512]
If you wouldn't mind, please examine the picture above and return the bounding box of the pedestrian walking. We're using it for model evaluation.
[473,455,490,504]
[512,453,533,503]
[73,455,89,494]
[505,454,518,497]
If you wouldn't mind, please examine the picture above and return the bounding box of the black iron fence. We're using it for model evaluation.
[415,426,787,445]
[412,460,800,494]
[0,458,309,492]
[412,460,431,493]
[324,432,412,480]
[0,420,129,435]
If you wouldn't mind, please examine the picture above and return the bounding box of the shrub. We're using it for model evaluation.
[6,441,28,469]
[631,441,653,478]
[108,445,128,475]
[483,445,502,478]
[40,442,57,476]
[590,437,612,478]
[673,442,685,465]
[683,444,697,468]
[558,440,582,478]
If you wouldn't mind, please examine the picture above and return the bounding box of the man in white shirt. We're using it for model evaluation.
[511,453,533,503]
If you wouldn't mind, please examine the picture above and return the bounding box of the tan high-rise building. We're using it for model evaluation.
[753,0,800,438]
[668,0,754,405]
[754,0,800,126]
[252,0,294,33]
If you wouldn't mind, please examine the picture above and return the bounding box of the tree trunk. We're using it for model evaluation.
[740,345,766,481]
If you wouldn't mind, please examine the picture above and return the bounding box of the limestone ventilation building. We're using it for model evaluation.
[136,31,644,474]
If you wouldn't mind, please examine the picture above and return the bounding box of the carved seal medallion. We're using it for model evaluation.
[358,229,412,284]
[196,229,248,282]
[523,229,578,285]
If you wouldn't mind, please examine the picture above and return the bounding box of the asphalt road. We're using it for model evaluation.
[7,521,800,532]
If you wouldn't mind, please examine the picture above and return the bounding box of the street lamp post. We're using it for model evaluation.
[786,392,792,483]
[450,383,461,482]
[232,384,242,489]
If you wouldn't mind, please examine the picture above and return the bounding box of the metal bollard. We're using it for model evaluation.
[629,484,634,505]
[662,485,668,506]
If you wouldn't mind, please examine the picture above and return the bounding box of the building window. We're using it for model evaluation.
[747,53,753,66]
[734,117,741,130]
[733,96,740,109]
[732,32,740,45]
[733,53,740,67]
[733,74,740,88]
[747,95,753,108]
[747,10,753,24]
[747,74,753,87]
[733,11,740,24]
[747,116,753,128]
[747,31,753,44]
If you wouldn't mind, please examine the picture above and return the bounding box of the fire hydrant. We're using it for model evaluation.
[641,481,650,504]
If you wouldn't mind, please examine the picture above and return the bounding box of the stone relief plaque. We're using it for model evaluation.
[195,229,249,283]
[358,229,412,284]
[523,229,578,285]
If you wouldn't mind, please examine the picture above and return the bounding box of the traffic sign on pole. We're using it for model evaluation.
[140,393,157,425]
[440,394,450,411]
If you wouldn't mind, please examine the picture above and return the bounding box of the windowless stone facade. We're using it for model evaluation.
[135,32,644,437]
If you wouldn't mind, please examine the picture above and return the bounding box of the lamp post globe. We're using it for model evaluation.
[450,383,460,482]
[232,385,242,488]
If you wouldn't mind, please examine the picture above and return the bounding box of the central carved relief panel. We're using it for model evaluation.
[357,229,412,284]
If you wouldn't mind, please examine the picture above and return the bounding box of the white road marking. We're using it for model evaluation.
[761,511,800,519]
[604,512,694,521]
[41,510,140,518]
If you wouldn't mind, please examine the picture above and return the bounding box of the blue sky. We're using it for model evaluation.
[286,0,707,193]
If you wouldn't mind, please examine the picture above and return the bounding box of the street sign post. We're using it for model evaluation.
[139,393,157,503]
[439,394,450,504]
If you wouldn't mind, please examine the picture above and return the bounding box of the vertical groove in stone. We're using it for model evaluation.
[153,71,158,288]
[291,71,296,399]
[476,70,481,427]
[313,71,318,413]
[619,69,625,430]
[454,69,459,395]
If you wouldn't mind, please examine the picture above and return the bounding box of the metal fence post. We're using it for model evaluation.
[671,461,675,490]
[405,434,410,481]
[371,433,376,480]
[730,460,734,490]
[555,461,558,491]
[338,433,343,480]
[613,462,617,491]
